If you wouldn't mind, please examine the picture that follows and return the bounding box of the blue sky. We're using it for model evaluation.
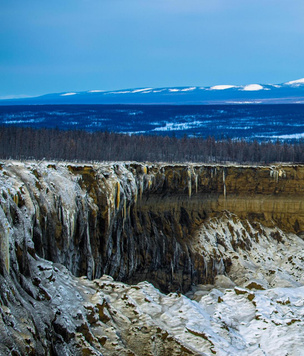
[1,0,304,98]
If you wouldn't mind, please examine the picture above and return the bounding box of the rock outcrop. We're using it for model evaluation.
[1,160,304,355]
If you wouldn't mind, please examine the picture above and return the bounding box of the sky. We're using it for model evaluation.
[1,0,304,98]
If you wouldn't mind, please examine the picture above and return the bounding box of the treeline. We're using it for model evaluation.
[0,126,304,164]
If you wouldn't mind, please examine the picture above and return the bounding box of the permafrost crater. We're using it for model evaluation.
[1,161,304,355]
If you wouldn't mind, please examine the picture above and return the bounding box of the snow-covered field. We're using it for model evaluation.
[1,102,304,141]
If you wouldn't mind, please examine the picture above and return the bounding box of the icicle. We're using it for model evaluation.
[138,165,147,200]
[0,208,10,274]
[123,199,127,229]
[270,167,285,183]
[274,171,278,183]
[188,168,192,198]
[148,178,152,190]
[204,257,208,279]
[107,204,111,227]
[215,258,224,274]
[134,187,138,204]
[116,182,120,210]
[139,178,143,200]
[223,169,227,199]
[211,167,217,179]
[278,168,286,179]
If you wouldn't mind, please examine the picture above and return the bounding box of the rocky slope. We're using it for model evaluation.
[1,160,304,355]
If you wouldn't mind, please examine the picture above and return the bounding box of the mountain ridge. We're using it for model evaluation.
[2,78,304,105]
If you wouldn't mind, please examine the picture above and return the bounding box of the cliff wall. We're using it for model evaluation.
[2,161,304,355]
[1,161,304,293]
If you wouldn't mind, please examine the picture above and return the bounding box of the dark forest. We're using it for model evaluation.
[1,126,304,164]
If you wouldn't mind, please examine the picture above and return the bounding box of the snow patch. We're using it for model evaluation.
[152,89,166,93]
[285,78,304,86]
[109,90,132,94]
[210,85,236,90]
[181,87,196,92]
[265,133,304,140]
[131,88,153,93]
[3,119,45,124]
[60,92,77,96]
[241,84,264,91]
[153,121,205,132]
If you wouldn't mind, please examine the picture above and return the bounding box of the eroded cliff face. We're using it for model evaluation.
[1,162,304,292]
[0,161,204,293]
[2,161,304,355]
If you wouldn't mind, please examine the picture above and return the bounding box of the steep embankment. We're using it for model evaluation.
[2,161,304,291]
[1,161,304,355]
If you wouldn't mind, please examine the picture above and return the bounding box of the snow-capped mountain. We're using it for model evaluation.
[2,78,304,105]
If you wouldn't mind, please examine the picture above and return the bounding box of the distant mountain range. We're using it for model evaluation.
[2,78,304,105]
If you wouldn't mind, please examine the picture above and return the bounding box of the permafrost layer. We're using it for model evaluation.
[1,161,304,355]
